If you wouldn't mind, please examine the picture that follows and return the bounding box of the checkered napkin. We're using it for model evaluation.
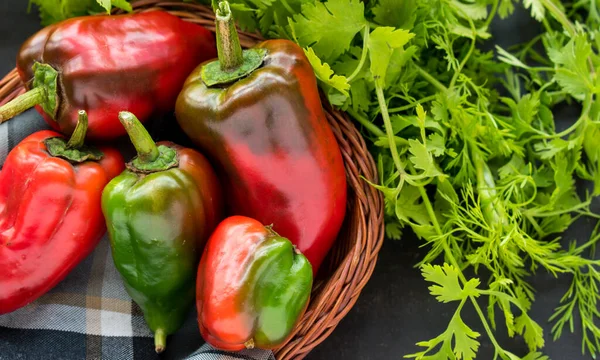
[0,110,275,360]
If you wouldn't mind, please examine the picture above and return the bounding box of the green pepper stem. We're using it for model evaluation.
[215,0,244,71]
[118,111,159,163]
[66,110,89,149]
[154,328,166,353]
[0,87,45,123]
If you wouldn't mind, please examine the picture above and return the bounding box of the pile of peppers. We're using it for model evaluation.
[0,0,347,354]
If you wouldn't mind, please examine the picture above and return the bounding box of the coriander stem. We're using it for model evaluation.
[524,213,546,238]
[531,94,592,140]
[346,108,385,137]
[540,0,577,36]
[414,64,448,93]
[346,27,369,83]
[375,84,406,175]
[388,95,437,113]
[449,13,477,89]
[526,201,592,217]
[416,184,442,235]
[279,0,294,14]
[483,0,500,29]
[574,230,600,255]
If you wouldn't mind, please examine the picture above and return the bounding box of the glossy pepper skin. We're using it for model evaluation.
[0,11,217,141]
[0,111,124,314]
[102,112,223,353]
[197,215,313,351]
[176,1,347,274]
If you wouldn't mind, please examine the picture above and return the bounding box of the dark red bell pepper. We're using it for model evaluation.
[175,1,347,274]
[0,111,124,314]
[0,11,217,141]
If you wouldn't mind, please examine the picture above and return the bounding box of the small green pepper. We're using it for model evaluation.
[102,111,223,353]
[196,215,313,351]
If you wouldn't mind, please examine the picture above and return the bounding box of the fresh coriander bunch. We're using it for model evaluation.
[28,0,131,25]
[223,0,600,358]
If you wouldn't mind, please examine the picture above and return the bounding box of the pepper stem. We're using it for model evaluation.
[215,0,244,71]
[0,87,45,123]
[154,328,167,354]
[66,110,89,149]
[118,111,159,164]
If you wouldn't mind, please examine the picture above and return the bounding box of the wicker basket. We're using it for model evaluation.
[0,1,385,358]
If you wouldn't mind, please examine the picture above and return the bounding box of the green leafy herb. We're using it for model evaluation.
[28,0,132,25]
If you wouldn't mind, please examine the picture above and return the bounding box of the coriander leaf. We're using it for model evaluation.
[385,45,418,86]
[422,263,481,302]
[427,133,446,156]
[254,0,311,36]
[496,45,531,69]
[521,352,550,360]
[449,0,487,21]
[452,315,481,360]
[498,155,527,179]
[395,185,431,225]
[515,313,545,351]
[548,34,595,99]
[539,214,572,234]
[524,0,545,21]
[408,139,445,177]
[517,93,540,125]
[96,0,111,13]
[534,138,568,159]
[412,224,438,240]
[392,114,446,134]
[498,0,516,18]
[385,221,403,240]
[111,0,131,12]
[30,0,96,25]
[289,0,366,61]
[367,27,415,87]
[449,23,491,39]
[228,2,258,31]
[416,103,426,125]
[407,277,481,360]
[350,79,371,112]
[327,91,348,106]
[304,47,350,96]
[371,0,416,29]
[533,166,554,187]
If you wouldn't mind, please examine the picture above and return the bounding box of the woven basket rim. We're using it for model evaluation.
[0,2,386,359]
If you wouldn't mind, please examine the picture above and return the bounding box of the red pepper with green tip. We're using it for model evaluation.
[0,11,217,141]
[197,215,313,351]
[175,1,347,274]
[101,111,223,353]
[0,110,125,314]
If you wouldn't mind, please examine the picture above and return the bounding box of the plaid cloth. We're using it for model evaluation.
[0,110,275,360]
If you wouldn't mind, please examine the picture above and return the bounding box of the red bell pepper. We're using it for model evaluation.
[0,111,124,314]
[0,11,217,141]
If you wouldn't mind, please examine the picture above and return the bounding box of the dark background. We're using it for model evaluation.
[0,1,594,359]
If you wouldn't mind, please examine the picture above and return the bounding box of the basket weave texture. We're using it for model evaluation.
[0,2,385,359]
